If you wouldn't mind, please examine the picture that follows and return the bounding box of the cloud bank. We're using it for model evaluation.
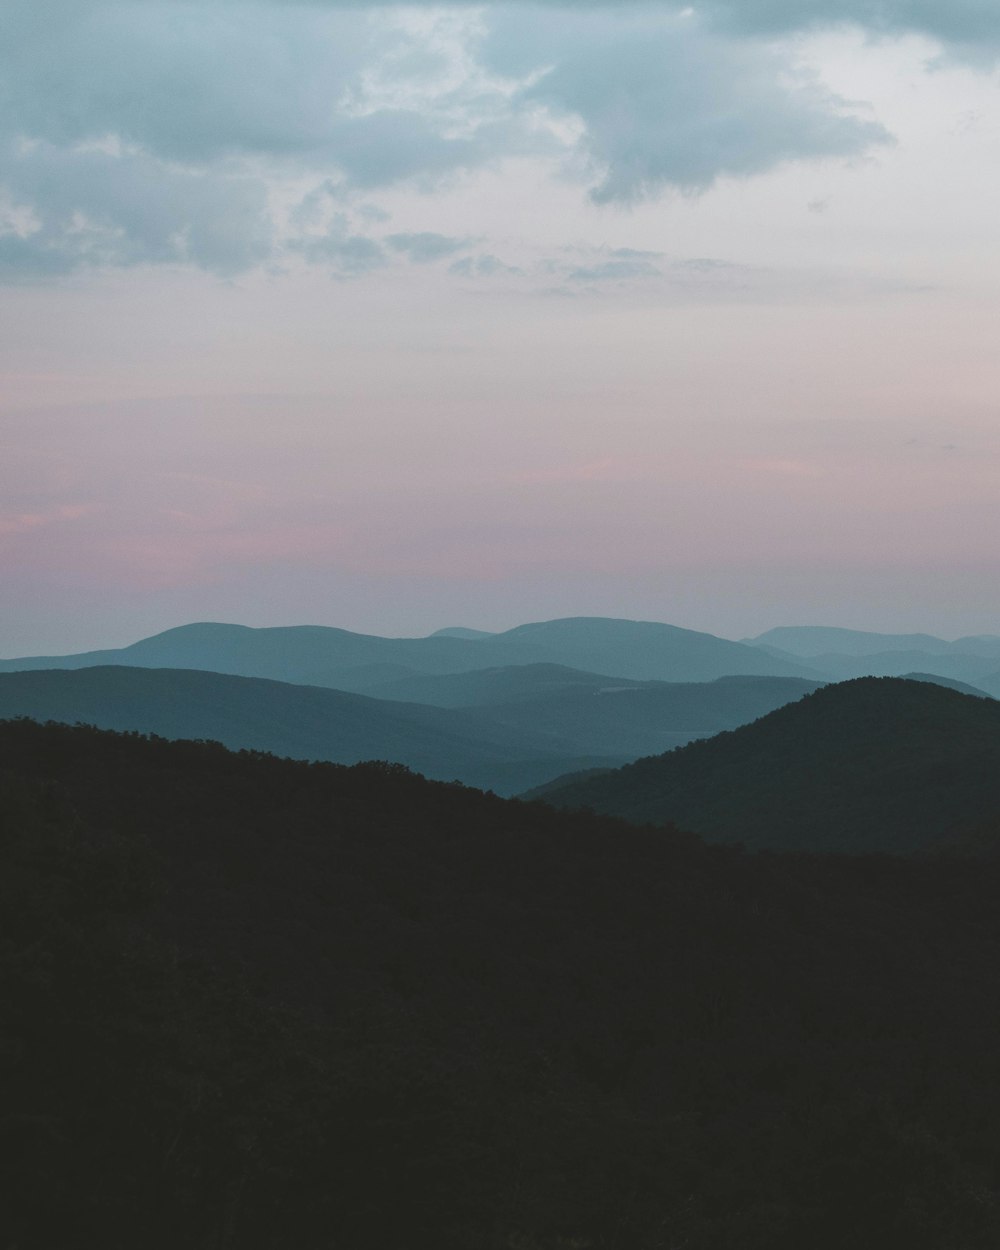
[0,0,986,279]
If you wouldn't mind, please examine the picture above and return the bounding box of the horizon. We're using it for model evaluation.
[3,609,1000,662]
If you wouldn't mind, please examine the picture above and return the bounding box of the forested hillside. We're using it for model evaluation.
[3,719,1000,1248]
[533,677,1000,854]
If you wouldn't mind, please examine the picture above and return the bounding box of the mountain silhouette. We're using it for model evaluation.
[531,677,1000,854]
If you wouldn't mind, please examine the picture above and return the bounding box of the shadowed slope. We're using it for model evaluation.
[5,718,1000,1248]
[533,677,1000,854]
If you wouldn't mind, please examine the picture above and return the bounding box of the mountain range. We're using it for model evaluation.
[0,665,820,795]
[744,625,1000,692]
[0,617,820,687]
[4,616,999,693]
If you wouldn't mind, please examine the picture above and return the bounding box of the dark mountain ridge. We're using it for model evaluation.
[533,677,1000,855]
[5,717,1000,1248]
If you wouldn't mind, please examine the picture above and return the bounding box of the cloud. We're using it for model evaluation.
[449,253,523,277]
[0,2,514,278]
[290,215,388,277]
[0,141,273,279]
[699,1,1000,49]
[386,232,471,262]
[196,1,1000,48]
[568,259,663,282]
[483,10,892,202]
[2,0,970,280]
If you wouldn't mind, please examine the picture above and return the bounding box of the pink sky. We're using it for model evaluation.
[3,6,1000,653]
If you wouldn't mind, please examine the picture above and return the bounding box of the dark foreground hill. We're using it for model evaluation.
[533,677,1000,854]
[5,719,1000,1248]
[0,666,625,796]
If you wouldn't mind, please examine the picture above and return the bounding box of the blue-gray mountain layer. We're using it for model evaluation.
[0,666,820,793]
[0,617,818,688]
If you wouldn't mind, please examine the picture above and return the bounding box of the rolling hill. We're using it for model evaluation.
[0,666,624,795]
[531,677,1000,855]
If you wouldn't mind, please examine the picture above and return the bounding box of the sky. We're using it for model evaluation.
[3,0,1000,654]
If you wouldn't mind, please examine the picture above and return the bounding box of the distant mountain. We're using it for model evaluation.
[428,626,497,639]
[493,617,816,681]
[800,649,1000,686]
[0,623,529,690]
[745,626,1000,689]
[367,662,642,706]
[898,672,994,698]
[372,667,824,757]
[745,626,960,657]
[0,667,624,796]
[0,616,817,688]
[0,665,824,792]
[531,677,1000,855]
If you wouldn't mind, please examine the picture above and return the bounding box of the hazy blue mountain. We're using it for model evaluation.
[745,625,960,657]
[0,616,817,687]
[428,626,497,639]
[0,667,625,795]
[371,666,824,757]
[745,627,1000,687]
[795,649,1000,686]
[366,662,650,706]
[531,677,1000,855]
[493,617,816,681]
[0,623,551,687]
[898,672,995,698]
[0,664,824,788]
